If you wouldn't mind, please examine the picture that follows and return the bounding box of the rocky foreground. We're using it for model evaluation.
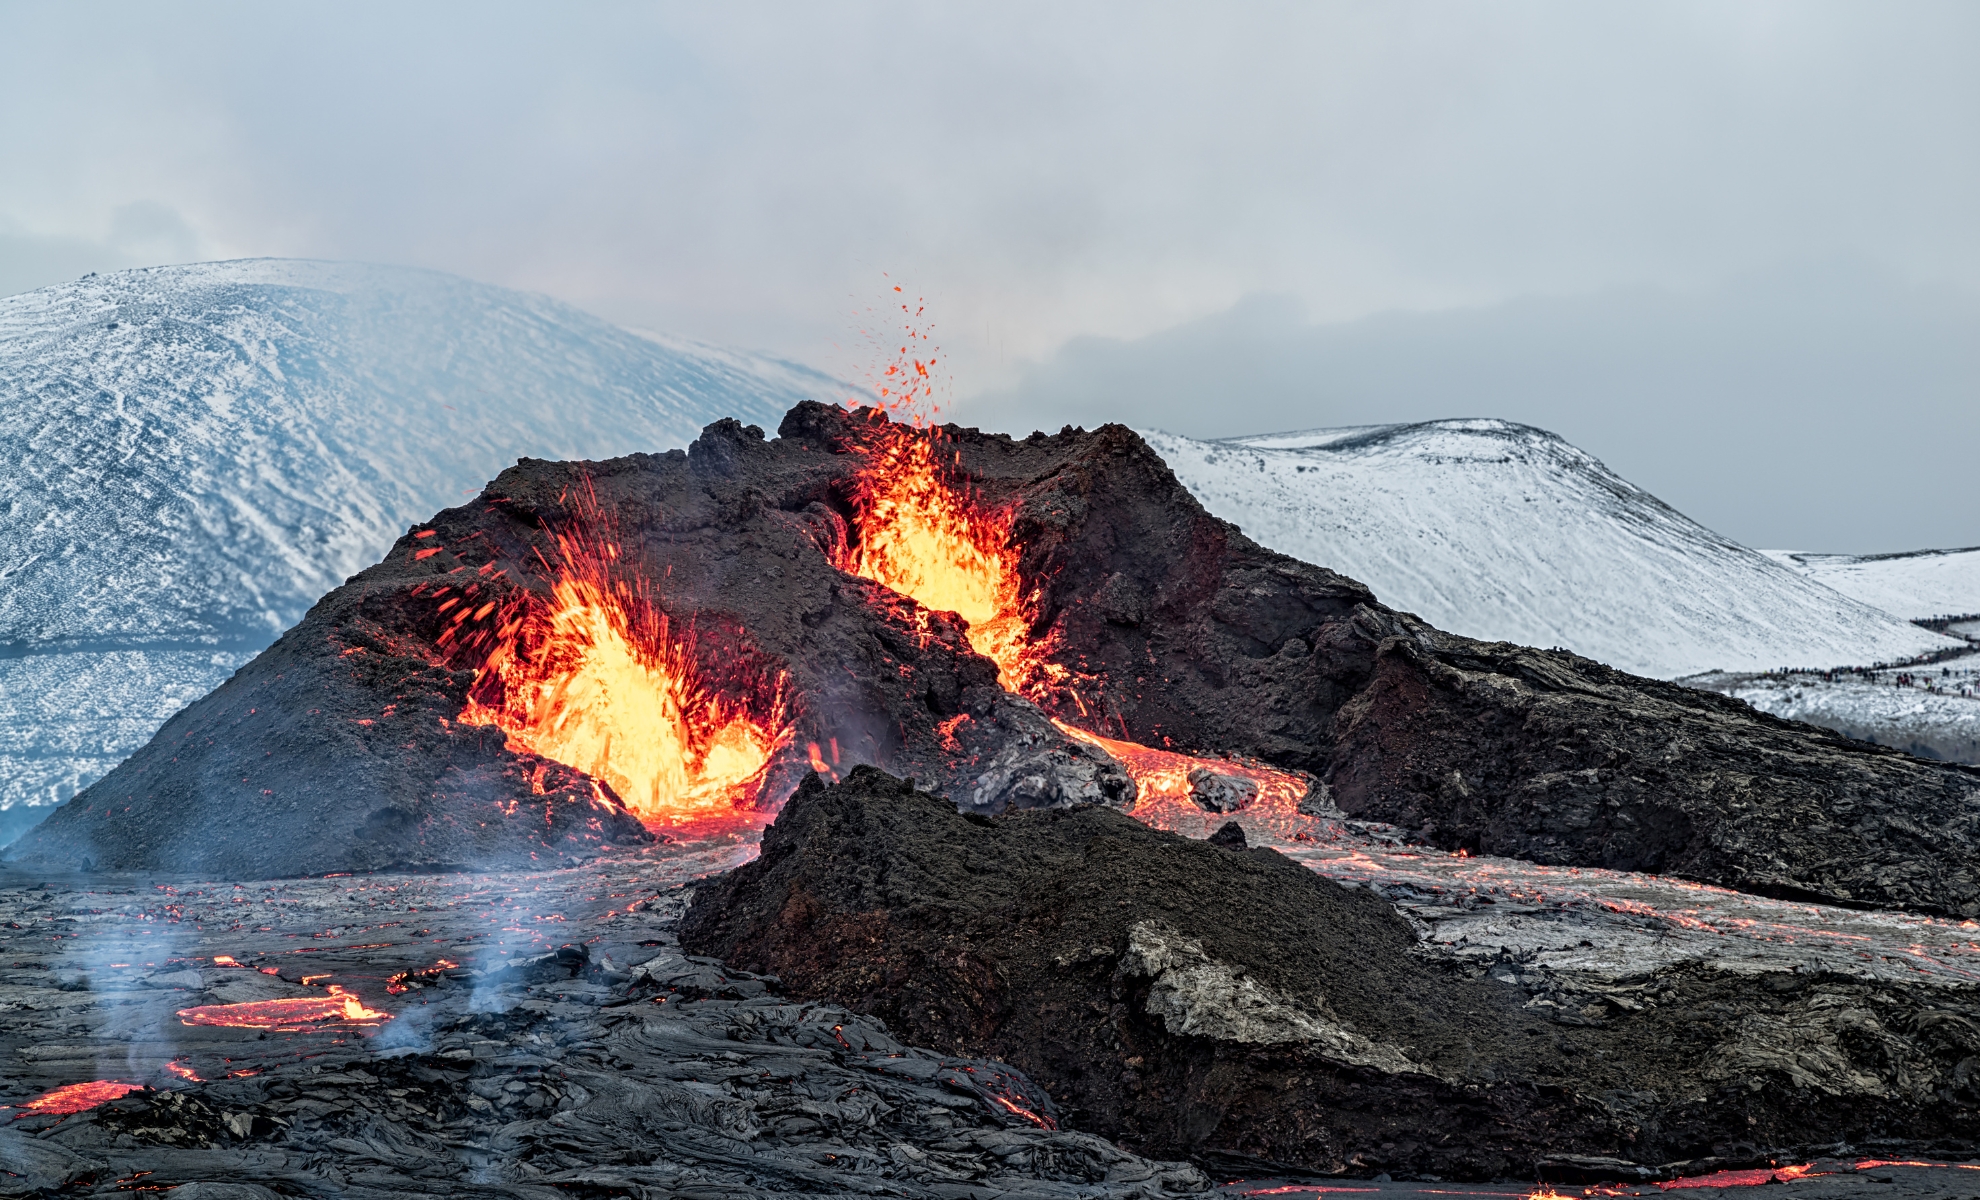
[683,769,1980,1182]
[4,798,1980,1196]
[0,844,1209,1199]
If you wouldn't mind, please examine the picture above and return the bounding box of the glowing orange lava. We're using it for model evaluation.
[454,492,790,834]
[836,420,1038,690]
[835,410,1325,822]
[5,1080,143,1116]
[176,986,391,1032]
[1052,720,1313,831]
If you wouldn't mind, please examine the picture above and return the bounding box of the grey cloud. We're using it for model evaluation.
[960,262,1980,555]
[1,3,1976,552]
[0,203,204,297]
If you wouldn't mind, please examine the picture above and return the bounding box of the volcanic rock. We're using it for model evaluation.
[1185,767,1256,813]
[681,769,1980,1179]
[13,402,1980,914]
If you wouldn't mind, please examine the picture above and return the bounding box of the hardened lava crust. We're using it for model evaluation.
[681,768,1980,1179]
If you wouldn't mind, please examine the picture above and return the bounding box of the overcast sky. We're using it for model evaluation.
[3,2,1976,552]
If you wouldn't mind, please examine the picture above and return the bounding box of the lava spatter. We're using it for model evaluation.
[454,485,792,836]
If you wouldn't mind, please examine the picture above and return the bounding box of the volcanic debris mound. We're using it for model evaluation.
[682,768,1980,1180]
[13,402,1980,913]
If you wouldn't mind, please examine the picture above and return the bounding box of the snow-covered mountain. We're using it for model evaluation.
[1761,547,1980,623]
[0,259,844,835]
[1142,419,1958,680]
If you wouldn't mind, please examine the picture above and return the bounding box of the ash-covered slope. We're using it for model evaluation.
[1142,420,1956,679]
[0,260,842,829]
[15,405,1980,915]
[1763,546,1980,623]
[683,770,1980,1178]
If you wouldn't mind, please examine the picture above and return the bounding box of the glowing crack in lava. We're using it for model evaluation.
[5,1080,143,1116]
[455,498,791,834]
[176,986,391,1032]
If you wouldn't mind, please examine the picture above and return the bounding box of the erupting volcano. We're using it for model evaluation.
[10,386,1980,1193]
[449,492,790,835]
[15,398,1980,908]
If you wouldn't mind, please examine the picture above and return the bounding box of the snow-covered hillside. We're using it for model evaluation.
[1761,547,1980,622]
[1142,420,1958,680]
[1691,654,1980,765]
[0,259,843,829]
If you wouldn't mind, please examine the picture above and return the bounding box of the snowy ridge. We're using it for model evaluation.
[1142,419,1957,680]
[1696,653,1980,766]
[0,259,846,817]
[1761,547,1980,623]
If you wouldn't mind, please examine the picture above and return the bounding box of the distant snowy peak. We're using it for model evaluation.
[1761,547,1980,623]
[1143,419,1956,680]
[0,259,842,649]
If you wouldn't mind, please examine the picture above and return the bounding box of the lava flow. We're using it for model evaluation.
[175,985,391,1032]
[5,1080,143,1117]
[835,409,1317,820]
[1052,721,1313,833]
[455,490,791,835]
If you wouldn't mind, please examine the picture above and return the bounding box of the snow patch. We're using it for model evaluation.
[1761,546,1980,623]
[1142,419,1956,680]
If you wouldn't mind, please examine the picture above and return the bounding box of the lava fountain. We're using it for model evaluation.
[453,488,791,835]
[833,410,1312,814]
[834,419,1037,691]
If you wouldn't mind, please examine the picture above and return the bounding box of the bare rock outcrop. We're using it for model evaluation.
[681,769,1980,1179]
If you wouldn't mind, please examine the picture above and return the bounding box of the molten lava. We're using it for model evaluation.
[164,1059,202,1082]
[1052,721,1314,834]
[836,420,1038,691]
[455,498,790,834]
[175,985,391,1032]
[836,414,1326,824]
[7,1080,142,1116]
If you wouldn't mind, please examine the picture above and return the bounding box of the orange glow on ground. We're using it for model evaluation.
[1646,1163,1833,1189]
[455,493,790,836]
[6,1080,142,1116]
[176,986,391,1032]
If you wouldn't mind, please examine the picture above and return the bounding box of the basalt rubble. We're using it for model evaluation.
[10,402,1979,915]
[682,768,1980,1181]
